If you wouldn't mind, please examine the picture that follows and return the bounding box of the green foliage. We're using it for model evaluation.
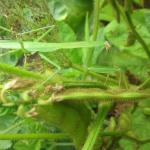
[0,0,150,150]
[35,102,92,149]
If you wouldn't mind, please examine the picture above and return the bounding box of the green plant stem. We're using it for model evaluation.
[82,103,112,150]
[137,77,150,89]
[36,26,55,42]
[17,25,55,36]
[0,50,20,57]
[0,26,13,33]
[63,81,107,89]
[101,131,123,137]
[39,53,61,70]
[92,0,100,40]
[0,63,44,80]
[50,88,150,103]
[0,133,69,140]
[1,131,148,145]
[72,64,117,86]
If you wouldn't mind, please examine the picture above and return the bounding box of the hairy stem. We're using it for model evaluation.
[0,63,44,80]
[50,88,150,103]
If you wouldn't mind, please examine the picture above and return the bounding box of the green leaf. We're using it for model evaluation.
[100,3,115,22]
[119,106,150,150]
[57,22,82,64]
[0,112,21,150]
[13,140,41,150]
[48,0,92,30]
[119,138,137,150]
[104,20,127,49]
[97,46,150,80]
[58,22,76,42]
[139,143,150,150]
[144,10,150,34]
[0,140,12,150]
[35,102,92,150]
[0,49,23,65]
[48,1,68,21]
[131,108,150,141]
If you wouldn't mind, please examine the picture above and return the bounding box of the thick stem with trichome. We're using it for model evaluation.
[0,63,44,80]
[48,88,150,103]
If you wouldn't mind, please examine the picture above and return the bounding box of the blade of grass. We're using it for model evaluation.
[0,40,101,52]
[36,26,55,42]
[39,53,61,70]
[85,0,101,67]
[82,103,112,150]
[17,25,55,36]
[0,49,20,57]
[83,12,90,67]
[0,26,14,33]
